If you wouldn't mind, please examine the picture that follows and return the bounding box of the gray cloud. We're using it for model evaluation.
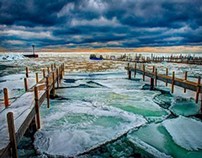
[0,0,202,49]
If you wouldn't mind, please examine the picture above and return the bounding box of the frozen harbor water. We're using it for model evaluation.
[0,53,202,157]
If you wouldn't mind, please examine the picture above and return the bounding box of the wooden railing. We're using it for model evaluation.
[0,63,65,158]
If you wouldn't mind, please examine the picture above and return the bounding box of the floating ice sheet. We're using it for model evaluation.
[34,100,146,157]
[162,116,202,151]
[128,118,202,158]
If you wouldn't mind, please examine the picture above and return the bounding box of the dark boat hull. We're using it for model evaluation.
[23,54,39,58]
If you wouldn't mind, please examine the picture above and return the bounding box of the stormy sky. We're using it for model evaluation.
[0,0,202,50]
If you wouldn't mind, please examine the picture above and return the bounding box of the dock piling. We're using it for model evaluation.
[155,68,157,86]
[26,67,29,78]
[127,63,131,79]
[24,78,28,92]
[36,73,39,83]
[51,72,56,98]
[3,88,9,108]
[195,76,201,103]
[34,86,41,129]
[134,63,137,77]
[184,71,188,93]
[47,67,50,74]
[150,78,154,90]
[171,71,175,93]
[166,68,168,86]
[7,112,18,158]
[143,64,145,81]
[43,69,46,78]
[56,68,59,88]
[46,76,50,108]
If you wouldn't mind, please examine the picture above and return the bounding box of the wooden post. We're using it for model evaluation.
[152,66,155,73]
[51,72,56,97]
[134,63,137,77]
[24,78,28,92]
[7,112,18,158]
[47,67,50,74]
[195,76,201,103]
[128,70,131,79]
[155,68,157,86]
[150,78,154,90]
[26,67,29,78]
[59,66,62,82]
[3,88,9,108]
[36,73,39,83]
[43,69,46,78]
[54,63,56,68]
[143,64,145,81]
[171,71,175,93]
[184,71,187,93]
[56,68,59,88]
[200,94,202,113]
[51,64,54,71]
[46,76,50,108]
[127,63,131,79]
[34,86,40,129]
[62,63,65,78]
[166,68,168,86]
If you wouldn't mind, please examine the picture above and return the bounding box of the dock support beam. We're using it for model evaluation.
[34,86,41,129]
[36,73,39,84]
[26,67,29,78]
[150,78,154,90]
[171,71,175,93]
[7,112,18,158]
[43,69,46,78]
[46,77,50,108]
[143,64,145,81]
[24,78,28,92]
[3,88,9,108]
[184,71,187,93]
[127,63,131,79]
[134,63,137,77]
[56,68,59,88]
[47,67,50,74]
[50,72,56,98]
[155,68,157,86]
[195,76,201,103]
[165,68,168,86]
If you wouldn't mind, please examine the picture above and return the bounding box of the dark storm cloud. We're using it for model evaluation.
[0,0,202,49]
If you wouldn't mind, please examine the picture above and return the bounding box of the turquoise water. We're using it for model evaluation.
[32,72,202,157]
[0,57,202,158]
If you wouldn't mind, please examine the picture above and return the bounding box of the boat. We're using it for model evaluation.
[89,54,103,60]
[23,54,39,58]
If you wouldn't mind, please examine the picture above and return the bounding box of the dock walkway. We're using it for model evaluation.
[0,63,65,158]
[126,63,202,112]
[104,55,202,65]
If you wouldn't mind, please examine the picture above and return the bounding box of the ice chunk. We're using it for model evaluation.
[162,116,202,151]
[34,101,146,157]
[169,96,200,116]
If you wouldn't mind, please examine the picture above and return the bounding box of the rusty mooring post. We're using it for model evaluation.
[184,71,187,93]
[7,112,18,158]
[3,88,9,108]
[26,67,29,78]
[171,71,175,93]
[24,78,28,92]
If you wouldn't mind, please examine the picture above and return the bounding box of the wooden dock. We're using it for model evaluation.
[0,63,65,158]
[104,54,202,65]
[126,63,202,113]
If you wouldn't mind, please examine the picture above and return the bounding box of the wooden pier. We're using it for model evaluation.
[0,63,65,158]
[126,63,202,113]
[104,54,202,65]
